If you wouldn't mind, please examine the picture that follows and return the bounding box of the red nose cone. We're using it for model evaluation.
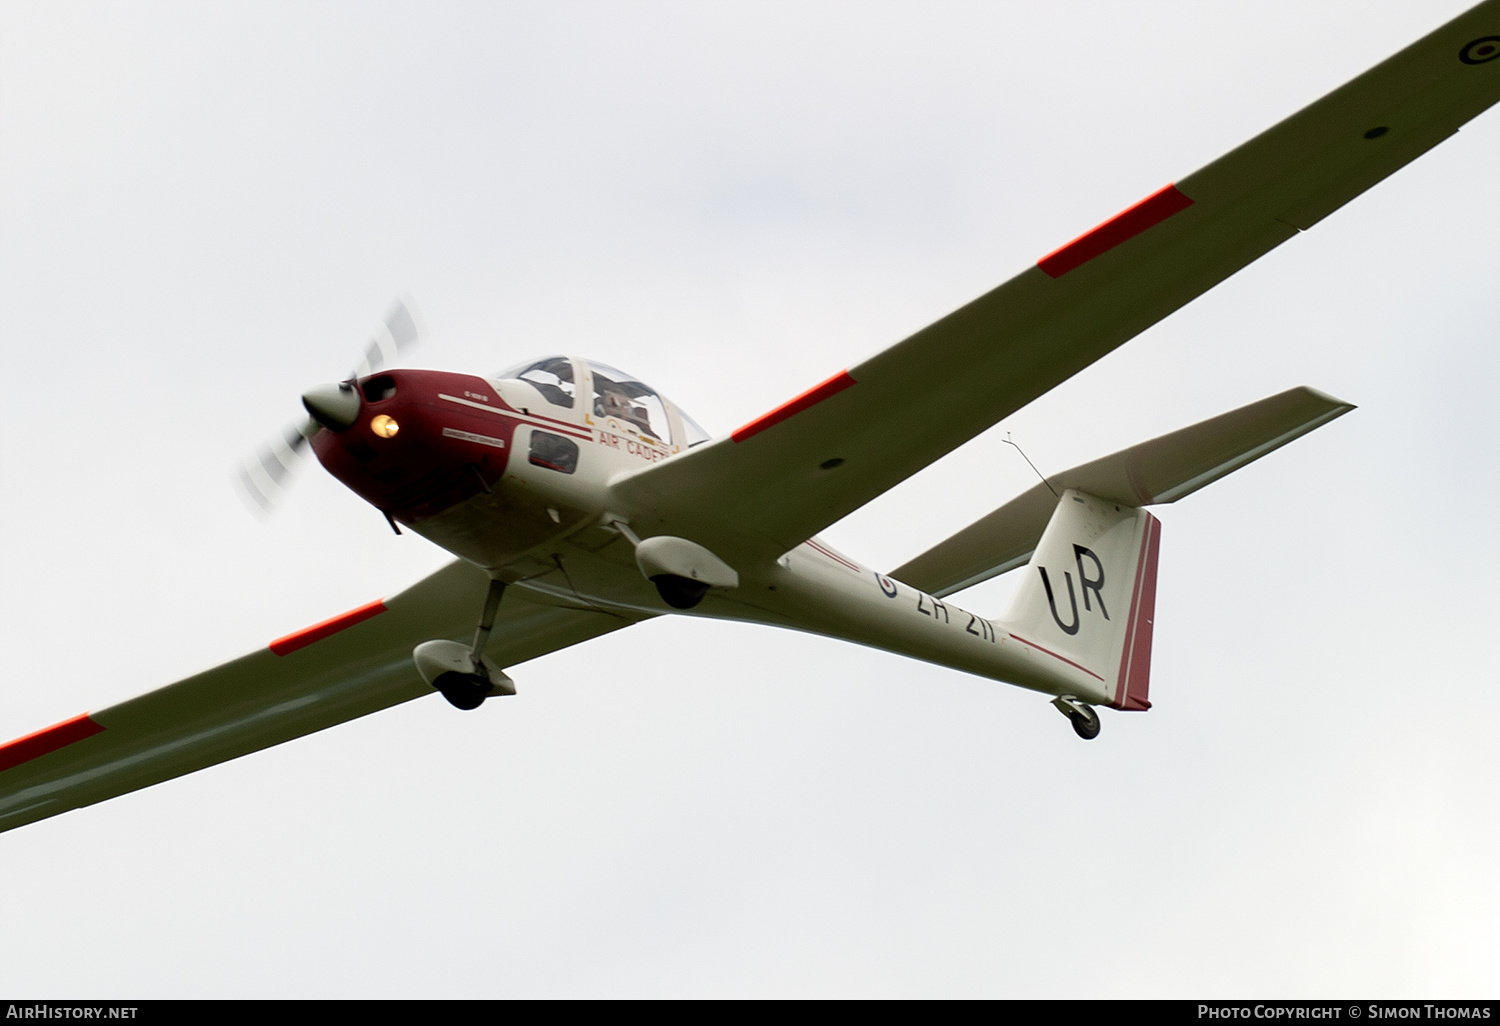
[311,369,521,523]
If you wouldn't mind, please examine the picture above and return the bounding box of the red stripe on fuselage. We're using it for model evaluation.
[1008,633,1105,682]
[731,371,856,443]
[0,713,105,774]
[270,599,388,656]
[438,394,592,441]
[527,411,590,435]
[1037,184,1194,279]
[804,538,861,572]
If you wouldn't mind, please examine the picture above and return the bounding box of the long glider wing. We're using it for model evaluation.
[613,2,1500,553]
[0,561,643,834]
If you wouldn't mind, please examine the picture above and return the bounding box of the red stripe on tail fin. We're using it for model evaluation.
[1113,513,1160,711]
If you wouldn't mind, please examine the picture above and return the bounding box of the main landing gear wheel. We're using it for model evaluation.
[434,671,494,711]
[417,577,512,711]
[651,573,710,610]
[1069,705,1101,740]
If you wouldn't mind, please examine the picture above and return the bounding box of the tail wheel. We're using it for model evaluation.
[434,671,494,711]
[1069,706,1101,740]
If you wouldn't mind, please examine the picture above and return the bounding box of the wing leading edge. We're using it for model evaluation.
[0,562,643,835]
[613,2,1500,553]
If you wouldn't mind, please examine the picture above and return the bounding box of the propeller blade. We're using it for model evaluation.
[235,418,315,517]
[235,294,425,519]
[351,295,424,380]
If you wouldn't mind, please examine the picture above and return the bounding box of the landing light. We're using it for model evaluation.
[370,414,400,438]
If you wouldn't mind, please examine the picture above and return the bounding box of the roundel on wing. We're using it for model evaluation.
[1459,37,1500,65]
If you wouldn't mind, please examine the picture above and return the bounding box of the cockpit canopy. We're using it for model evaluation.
[505,356,577,409]
[497,356,710,448]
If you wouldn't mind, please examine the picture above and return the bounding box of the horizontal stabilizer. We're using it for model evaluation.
[891,386,1352,597]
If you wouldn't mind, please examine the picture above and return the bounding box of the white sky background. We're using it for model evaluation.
[1,0,1497,998]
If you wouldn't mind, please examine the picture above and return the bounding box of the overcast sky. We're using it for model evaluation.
[1,0,1497,998]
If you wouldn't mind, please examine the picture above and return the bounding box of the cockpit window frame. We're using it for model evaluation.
[499,356,578,410]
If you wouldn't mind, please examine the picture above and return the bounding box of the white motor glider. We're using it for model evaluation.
[4,3,1499,833]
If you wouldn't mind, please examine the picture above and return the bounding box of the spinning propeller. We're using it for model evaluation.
[235,296,425,516]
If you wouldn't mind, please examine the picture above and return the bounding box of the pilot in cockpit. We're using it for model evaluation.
[598,388,655,437]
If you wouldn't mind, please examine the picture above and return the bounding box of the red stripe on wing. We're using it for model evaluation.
[0,713,105,774]
[270,599,388,657]
[731,371,857,444]
[1037,184,1194,279]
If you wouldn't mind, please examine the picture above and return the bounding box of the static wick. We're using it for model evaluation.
[1003,433,1059,499]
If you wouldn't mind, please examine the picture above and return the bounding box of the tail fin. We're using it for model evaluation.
[1000,489,1159,710]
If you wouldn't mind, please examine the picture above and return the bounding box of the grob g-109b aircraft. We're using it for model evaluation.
[3,3,1499,834]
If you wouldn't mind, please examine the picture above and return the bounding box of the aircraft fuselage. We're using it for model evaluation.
[311,362,1119,707]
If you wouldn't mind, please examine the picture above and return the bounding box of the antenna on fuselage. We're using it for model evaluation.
[1003,433,1059,499]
